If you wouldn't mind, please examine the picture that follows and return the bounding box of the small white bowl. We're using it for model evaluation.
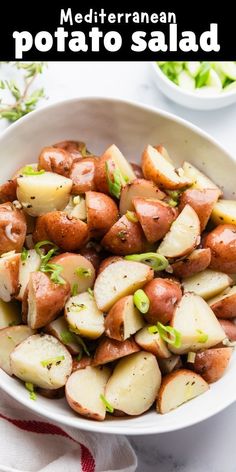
[0,97,236,435]
[151,62,236,110]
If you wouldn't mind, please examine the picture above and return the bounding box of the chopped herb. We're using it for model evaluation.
[60,329,75,345]
[125,252,168,271]
[117,230,127,241]
[100,394,114,413]
[133,289,150,314]
[105,161,124,199]
[87,288,94,298]
[69,303,86,312]
[72,283,78,296]
[125,211,138,223]
[74,334,90,357]
[41,263,65,285]
[196,329,208,343]
[76,350,83,362]
[41,355,65,368]
[21,247,29,262]
[25,382,37,401]
[22,166,45,176]
[149,322,182,349]
[75,267,92,278]
[168,198,178,208]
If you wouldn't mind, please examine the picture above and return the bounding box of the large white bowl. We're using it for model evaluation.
[0,97,235,435]
[151,63,236,110]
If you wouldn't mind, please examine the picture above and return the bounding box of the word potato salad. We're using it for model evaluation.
[0,139,235,421]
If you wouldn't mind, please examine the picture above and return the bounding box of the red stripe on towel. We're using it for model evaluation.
[0,412,95,472]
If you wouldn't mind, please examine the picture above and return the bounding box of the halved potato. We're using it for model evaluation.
[218,319,236,341]
[95,145,135,194]
[0,202,27,255]
[170,293,226,354]
[135,326,171,358]
[101,215,145,256]
[171,248,211,279]
[65,292,104,339]
[105,351,161,415]
[119,179,165,215]
[94,260,154,311]
[182,270,232,300]
[44,316,81,355]
[38,146,73,177]
[193,348,233,383]
[211,200,236,225]
[203,224,236,273]
[158,205,200,259]
[33,211,89,252]
[93,337,140,366]
[143,278,182,325]
[17,172,72,217]
[105,295,145,341]
[133,198,177,243]
[0,179,17,203]
[154,145,173,164]
[0,252,20,302]
[0,325,34,375]
[183,161,222,197]
[142,145,192,190]
[16,249,41,301]
[69,157,97,194]
[50,253,95,293]
[208,286,236,318]
[86,191,119,238]
[23,272,70,329]
[65,366,110,421]
[179,188,219,231]
[10,333,72,389]
[0,299,21,329]
[64,196,87,221]
[158,355,182,375]
[97,256,123,275]
[157,369,209,414]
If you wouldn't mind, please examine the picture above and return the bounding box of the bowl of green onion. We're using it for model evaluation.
[152,62,236,110]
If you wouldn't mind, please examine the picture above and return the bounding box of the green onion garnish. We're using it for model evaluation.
[40,263,65,285]
[87,288,94,298]
[25,382,37,401]
[22,165,45,176]
[21,247,29,262]
[60,329,75,345]
[72,283,78,296]
[125,252,168,271]
[133,289,150,314]
[148,322,182,349]
[69,303,86,312]
[125,211,138,223]
[105,161,123,199]
[41,355,65,368]
[75,267,92,278]
[196,329,208,343]
[100,394,114,413]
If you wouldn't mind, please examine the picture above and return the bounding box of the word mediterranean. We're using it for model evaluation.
[59,8,177,25]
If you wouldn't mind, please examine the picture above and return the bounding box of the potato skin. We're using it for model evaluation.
[86,191,119,238]
[97,256,123,275]
[37,387,65,399]
[210,292,236,319]
[53,140,88,158]
[33,211,89,251]
[38,146,73,177]
[219,319,236,341]
[179,188,219,231]
[194,348,233,383]
[69,157,97,194]
[0,202,27,255]
[72,356,92,372]
[133,197,177,243]
[105,296,129,341]
[171,248,211,279]
[143,278,182,325]
[101,215,145,256]
[79,247,102,273]
[119,178,165,215]
[94,154,115,194]
[130,163,144,179]
[0,180,17,203]
[93,337,140,366]
[203,224,236,273]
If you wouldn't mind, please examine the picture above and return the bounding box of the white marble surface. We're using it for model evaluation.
[1,61,236,471]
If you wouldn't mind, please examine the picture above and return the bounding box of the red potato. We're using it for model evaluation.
[157,369,209,414]
[157,204,200,259]
[208,286,236,319]
[53,140,88,158]
[0,253,20,302]
[141,145,192,190]
[171,248,211,279]
[16,249,41,301]
[182,270,232,300]
[183,161,222,197]
[154,145,173,164]
[86,191,119,238]
[203,224,236,273]
[69,157,97,194]
[158,355,182,375]
[93,337,140,366]
[97,256,123,275]
[0,325,34,375]
[72,356,92,372]
[143,278,182,325]
[130,163,144,179]
[33,211,89,251]
[65,366,111,421]
[44,316,82,356]
[94,260,154,311]
[105,295,145,341]
[0,180,17,203]
[0,202,26,255]
[38,146,73,177]
[95,144,136,194]
[179,188,219,231]
[37,387,65,399]
[50,253,95,293]
[101,215,146,256]
[193,348,233,383]
[79,247,102,273]
[135,326,171,358]
[218,319,236,341]
[65,292,105,339]
[23,272,70,329]
[119,179,165,215]
[133,197,177,243]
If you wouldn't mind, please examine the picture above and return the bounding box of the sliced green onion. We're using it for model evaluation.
[74,334,90,357]
[72,283,78,296]
[21,165,45,176]
[75,267,92,278]
[168,199,178,207]
[187,352,196,363]
[21,247,29,262]
[60,329,75,345]
[105,161,123,199]
[87,288,94,298]
[125,252,168,271]
[25,382,37,401]
[150,322,182,348]
[41,355,65,368]
[100,394,114,413]
[133,289,150,314]
[195,62,211,88]
[125,211,138,223]
[69,302,86,312]
[40,263,65,285]
[196,329,208,343]
[76,350,83,362]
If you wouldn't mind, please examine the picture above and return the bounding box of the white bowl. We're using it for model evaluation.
[0,97,236,435]
[151,62,236,110]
